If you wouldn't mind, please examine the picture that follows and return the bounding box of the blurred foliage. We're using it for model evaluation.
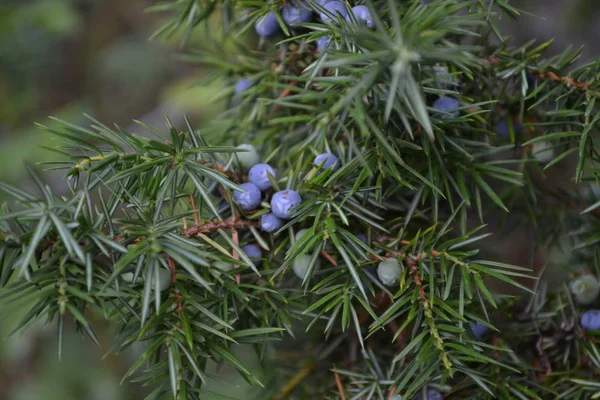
[1,0,600,399]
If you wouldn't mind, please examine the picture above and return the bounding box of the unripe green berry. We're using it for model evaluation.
[121,272,141,284]
[570,274,600,305]
[235,144,260,169]
[377,259,403,286]
[293,254,320,280]
[211,261,234,278]
[295,228,309,242]
[153,269,171,292]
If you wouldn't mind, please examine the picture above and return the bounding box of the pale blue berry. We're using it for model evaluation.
[241,244,263,267]
[433,96,460,119]
[255,11,280,37]
[248,163,276,191]
[570,274,600,305]
[233,183,262,211]
[235,78,252,94]
[282,4,312,25]
[347,5,373,28]
[319,1,348,24]
[235,144,260,169]
[496,119,521,138]
[271,190,302,219]
[261,213,285,232]
[469,322,489,340]
[314,152,340,171]
[581,309,600,330]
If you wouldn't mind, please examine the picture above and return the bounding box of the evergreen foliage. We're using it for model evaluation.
[3,0,600,398]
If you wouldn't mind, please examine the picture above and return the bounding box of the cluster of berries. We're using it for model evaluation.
[222,144,304,231]
[211,144,342,276]
[253,1,374,51]
[570,274,600,331]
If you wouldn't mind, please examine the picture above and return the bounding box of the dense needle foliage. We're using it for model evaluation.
[3,0,600,398]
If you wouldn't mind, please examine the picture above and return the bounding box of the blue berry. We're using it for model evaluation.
[495,119,521,138]
[248,163,276,191]
[233,183,262,211]
[206,179,221,196]
[433,96,460,119]
[314,152,340,171]
[434,68,457,89]
[356,233,367,244]
[570,274,600,305]
[347,5,373,28]
[241,244,263,267]
[469,322,489,340]
[282,4,312,25]
[319,1,348,24]
[581,309,600,330]
[316,36,331,51]
[271,190,302,219]
[235,78,252,94]
[424,389,444,400]
[361,265,377,290]
[261,213,285,232]
[255,11,280,37]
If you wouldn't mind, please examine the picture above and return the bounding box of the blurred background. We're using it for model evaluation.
[0,0,599,399]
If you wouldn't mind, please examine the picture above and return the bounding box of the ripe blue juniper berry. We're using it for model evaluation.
[432,96,460,119]
[316,36,330,52]
[313,152,340,171]
[281,3,312,25]
[271,190,302,219]
[319,1,348,24]
[581,310,600,331]
[414,389,444,400]
[255,11,280,37]
[434,68,456,88]
[233,182,262,211]
[260,213,284,232]
[469,322,489,340]
[347,5,373,28]
[241,244,262,267]
[235,78,252,94]
[495,118,521,138]
[248,163,276,191]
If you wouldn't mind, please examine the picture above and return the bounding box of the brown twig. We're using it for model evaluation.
[333,366,347,400]
[232,221,241,284]
[387,386,398,399]
[167,256,183,320]
[484,56,590,92]
[321,250,338,267]
[273,81,298,113]
[197,160,241,183]
[183,217,258,237]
